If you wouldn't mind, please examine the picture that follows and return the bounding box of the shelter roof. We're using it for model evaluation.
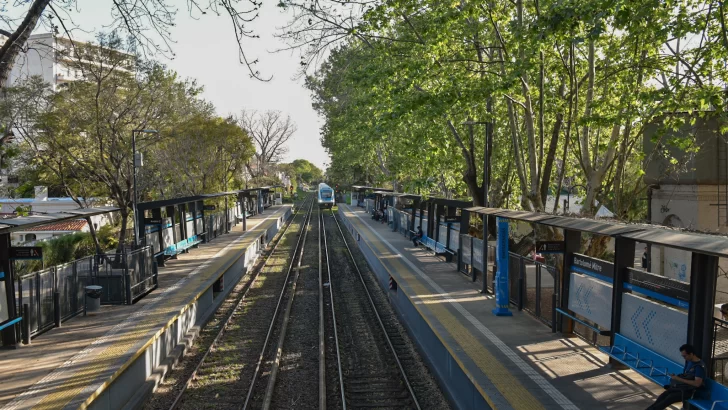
[0,207,118,235]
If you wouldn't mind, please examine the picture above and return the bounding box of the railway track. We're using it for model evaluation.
[243,204,321,409]
[147,198,449,410]
[322,209,421,410]
[146,195,315,410]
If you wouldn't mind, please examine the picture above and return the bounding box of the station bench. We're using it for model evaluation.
[689,380,728,410]
[599,333,728,409]
[160,235,203,257]
[419,236,456,262]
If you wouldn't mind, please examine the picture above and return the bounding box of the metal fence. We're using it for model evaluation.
[206,207,240,240]
[504,252,558,326]
[713,318,728,386]
[16,247,156,339]
[374,209,562,327]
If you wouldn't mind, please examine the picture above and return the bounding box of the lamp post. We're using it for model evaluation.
[463,120,492,293]
[565,184,586,214]
[131,129,158,248]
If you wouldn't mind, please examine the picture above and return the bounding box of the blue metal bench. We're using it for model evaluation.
[599,333,682,386]
[688,379,728,409]
[163,235,202,256]
[600,334,728,409]
[420,236,455,261]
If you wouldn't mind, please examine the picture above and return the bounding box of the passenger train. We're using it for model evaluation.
[317,183,335,208]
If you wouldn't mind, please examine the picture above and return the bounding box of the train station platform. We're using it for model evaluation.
[0,205,292,410]
[338,204,672,410]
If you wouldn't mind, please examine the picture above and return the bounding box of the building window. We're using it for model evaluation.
[25,234,36,242]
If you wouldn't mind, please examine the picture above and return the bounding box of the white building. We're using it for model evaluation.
[4,33,134,90]
[642,114,728,312]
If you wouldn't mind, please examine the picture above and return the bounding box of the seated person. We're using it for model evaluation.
[646,344,705,410]
[412,227,423,247]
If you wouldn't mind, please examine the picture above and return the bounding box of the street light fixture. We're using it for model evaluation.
[131,129,158,248]
[565,184,586,214]
[463,120,492,294]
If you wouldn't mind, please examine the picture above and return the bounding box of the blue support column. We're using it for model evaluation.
[493,217,512,316]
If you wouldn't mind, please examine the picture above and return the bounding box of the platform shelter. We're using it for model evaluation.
[350,185,392,208]
[417,197,472,261]
[136,191,245,267]
[0,207,120,348]
[376,192,421,236]
[463,206,728,406]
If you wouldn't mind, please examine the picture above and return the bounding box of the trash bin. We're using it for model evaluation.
[85,285,102,313]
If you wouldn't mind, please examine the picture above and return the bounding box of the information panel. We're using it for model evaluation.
[568,272,613,329]
[620,292,687,363]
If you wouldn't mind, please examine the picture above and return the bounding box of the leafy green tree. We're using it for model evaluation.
[283,159,324,186]
[25,40,206,250]
[301,0,728,222]
[144,115,255,198]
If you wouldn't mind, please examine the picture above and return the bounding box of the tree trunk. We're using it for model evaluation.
[585,235,610,258]
[0,0,52,88]
[85,216,103,255]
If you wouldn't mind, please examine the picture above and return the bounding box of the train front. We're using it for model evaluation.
[318,184,335,208]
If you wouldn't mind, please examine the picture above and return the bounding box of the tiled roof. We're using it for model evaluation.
[30,219,88,232]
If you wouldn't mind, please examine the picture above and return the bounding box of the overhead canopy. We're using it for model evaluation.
[496,209,557,222]
[382,192,422,200]
[138,189,257,211]
[137,195,201,211]
[0,206,119,235]
[449,204,728,257]
[465,207,505,215]
[423,197,472,209]
[620,228,728,258]
[539,215,644,236]
[351,185,393,192]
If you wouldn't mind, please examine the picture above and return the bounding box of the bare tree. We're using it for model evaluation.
[236,109,296,181]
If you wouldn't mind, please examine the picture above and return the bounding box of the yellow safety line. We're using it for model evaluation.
[344,207,545,410]
[31,210,287,410]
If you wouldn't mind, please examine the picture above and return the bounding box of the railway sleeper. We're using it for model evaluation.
[345,399,414,408]
[346,386,406,394]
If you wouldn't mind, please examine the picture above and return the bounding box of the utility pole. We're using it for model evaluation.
[463,120,492,293]
[131,129,158,248]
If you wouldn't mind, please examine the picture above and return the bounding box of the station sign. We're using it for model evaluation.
[536,240,565,254]
[203,205,216,211]
[144,218,164,225]
[443,215,460,223]
[10,247,43,260]
[572,253,614,280]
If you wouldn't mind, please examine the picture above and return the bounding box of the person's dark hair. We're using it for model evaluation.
[722,303,728,312]
[680,344,695,355]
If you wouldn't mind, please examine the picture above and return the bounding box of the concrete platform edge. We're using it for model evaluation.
[337,206,490,410]
[85,207,292,410]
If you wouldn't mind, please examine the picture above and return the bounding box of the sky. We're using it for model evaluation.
[11,0,330,171]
